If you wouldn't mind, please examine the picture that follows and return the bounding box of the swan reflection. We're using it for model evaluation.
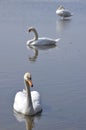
[14,111,42,130]
[56,19,71,36]
[27,44,56,62]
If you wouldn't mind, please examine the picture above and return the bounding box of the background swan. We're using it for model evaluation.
[56,5,73,19]
[13,72,42,116]
[26,27,60,46]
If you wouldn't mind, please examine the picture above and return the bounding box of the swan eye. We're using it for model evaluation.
[25,76,31,81]
[28,77,32,80]
[29,29,31,32]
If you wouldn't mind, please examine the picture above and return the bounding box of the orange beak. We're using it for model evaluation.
[28,79,33,87]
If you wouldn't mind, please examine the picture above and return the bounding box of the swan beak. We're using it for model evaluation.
[28,79,33,87]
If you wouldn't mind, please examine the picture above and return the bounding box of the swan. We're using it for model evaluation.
[13,72,42,116]
[56,5,73,19]
[26,27,60,46]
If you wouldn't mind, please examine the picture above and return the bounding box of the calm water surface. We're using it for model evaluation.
[0,0,86,130]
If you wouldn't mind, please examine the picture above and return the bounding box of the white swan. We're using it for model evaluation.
[56,5,73,19]
[26,27,60,46]
[13,72,42,116]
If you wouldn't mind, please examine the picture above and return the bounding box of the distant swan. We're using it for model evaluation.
[26,27,60,46]
[56,5,73,19]
[13,72,42,116]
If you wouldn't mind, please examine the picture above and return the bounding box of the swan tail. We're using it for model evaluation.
[55,38,60,42]
[71,13,73,16]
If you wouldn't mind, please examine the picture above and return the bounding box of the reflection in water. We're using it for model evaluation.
[27,45,56,62]
[14,111,42,130]
[27,46,38,62]
[56,19,71,36]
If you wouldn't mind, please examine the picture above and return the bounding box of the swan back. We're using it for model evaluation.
[29,37,58,46]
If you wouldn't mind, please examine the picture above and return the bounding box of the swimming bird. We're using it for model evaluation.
[26,27,60,46]
[13,72,42,116]
[56,5,73,19]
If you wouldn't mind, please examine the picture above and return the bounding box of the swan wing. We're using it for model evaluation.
[57,10,72,17]
[31,91,42,113]
[13,91,27,113]
[62,10,72,17]
[13,91,42,114]
[30,38,58,46]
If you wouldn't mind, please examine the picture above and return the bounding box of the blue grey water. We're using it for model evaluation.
[0,0,86,130]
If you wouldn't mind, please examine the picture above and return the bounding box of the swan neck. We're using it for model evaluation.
[33,29,38,41]
[24,80,34,113]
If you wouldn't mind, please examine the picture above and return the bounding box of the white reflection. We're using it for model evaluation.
[27,45,56,62]
[56,19,71,36]
[14,111,42,130]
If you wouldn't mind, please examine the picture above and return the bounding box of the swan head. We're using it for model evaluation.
[28,27,36,33]
[24,72,33,87]
[28,27,38,41]
[58,5,65,10]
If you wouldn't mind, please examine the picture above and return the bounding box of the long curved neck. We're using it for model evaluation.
[24,80,34,114]
[30,29,38,44]
[29,47,38,62]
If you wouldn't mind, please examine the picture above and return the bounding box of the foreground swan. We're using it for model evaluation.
[13,72,42,115]
[56,5,73,19]
[27,27,60,46]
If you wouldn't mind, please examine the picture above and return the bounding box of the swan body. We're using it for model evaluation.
[13,72,42,116]
[27,27,60,46]
[56,5,73,19]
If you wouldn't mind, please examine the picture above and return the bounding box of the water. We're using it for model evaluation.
[0,0,86,130]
